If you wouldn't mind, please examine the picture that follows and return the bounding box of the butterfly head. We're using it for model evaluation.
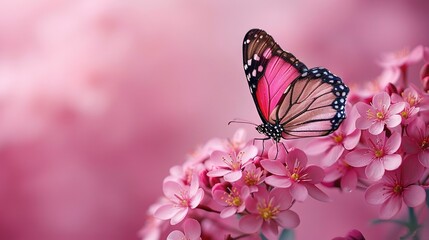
[256,122,283,142]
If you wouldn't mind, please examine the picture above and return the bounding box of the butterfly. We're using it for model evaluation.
[243,29,349,142]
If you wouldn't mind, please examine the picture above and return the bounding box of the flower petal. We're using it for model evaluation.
[386,115,402,128]
[287,149,308,169]
[389,102,406,115]
[365,183,388,205]
[365,160,385,181]
[343,129,361,150]
[321,145,344,167]
[207,169,231,177]
[239,146,258,164]
[403,185,426,207]
[265,175,292,188]
[290,183,308,202]
[171,208,188,225]
[189,189,204,208]
[154,204,180,220]
[163,181,183,198]
[167,230,185,240]
[305,183,331,202]
[341,170,358,192]
[275,210,300,229]
[224,171,243,182]
[418,151,429,167]
[260,160,287,176]
[239,214,262,233]
[210,151,233,167]
[220,207,237,218]
[373,92,390,109]
[385,132,402,153]
[379,196,402,219]
[345,150,372,167]
[305,165,325,184]
[382,154,402,171]
[183,219,201,240]
[369,121,385,135]
[271,188,292,210]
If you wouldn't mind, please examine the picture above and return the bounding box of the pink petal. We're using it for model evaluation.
[418,151,429,167]
[287,148,308,168]
[245,196,258,213]
[341,170,358,192]
[356,117,372,130]
[290,183,308,202]
[305,183,331,202]
[343,129,361,150]
[403,185,426,207]
[261,221,279,239]
[265,175,292,188]
[275,210,300,229]
[163,181,183,198]
[369,121,385,135]
[190,189,204,208]
[382,154,402,171]
[321,145,344,167]
[373,92,391,109]
[385,132,402,153]
[224,170,243,182]
[260,160,287,176]
[189,174,199,196]
[355,102,371,117]
[183,219,201,240]
[305,138,333,155]
[401,156,425,184]
[305,165,325,183]
[407,118,425,138]
[345,150,372,167]
[365,160,385,181]
[365,183,389,205]
[379,196,402,219]
[239,146,258,164]
[220,207,237,218]
[154,204,180,220]
[402,137,420,154]
[386,115,402,128]
[207,169,231,177]
[239,214,262,233]
[323,165,343,182]
[167,230,185,240]
[210,151,233,167]
[389,102,406,115]
[271,188,292,209]
[171,208,188,225]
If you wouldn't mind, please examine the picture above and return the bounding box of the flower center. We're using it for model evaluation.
[400,110,408,119]
[421,137,429,149]
[244,170,260,186]
[374,149,384,158]
[291,172,300,181]
[223,187,242,207]
[333,134,344,144]
[174,192,190,207]
[393,184,403,194]
[376,111,385,120]
[257,200,279,221]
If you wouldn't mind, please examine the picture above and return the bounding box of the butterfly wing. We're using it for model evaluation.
[243,29,307,123]
[272,67,349,139]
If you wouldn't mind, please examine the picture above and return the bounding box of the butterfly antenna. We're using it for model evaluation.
[228,118,258,126]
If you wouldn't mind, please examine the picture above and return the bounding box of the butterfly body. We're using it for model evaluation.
[243,29,349,141]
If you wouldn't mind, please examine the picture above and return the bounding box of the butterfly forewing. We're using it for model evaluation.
[243,29,307,123]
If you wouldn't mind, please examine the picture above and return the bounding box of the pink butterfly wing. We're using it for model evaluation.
[243,29,307,122]
[272,68,348,139]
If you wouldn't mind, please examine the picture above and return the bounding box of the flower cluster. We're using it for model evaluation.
[141,46,429,240]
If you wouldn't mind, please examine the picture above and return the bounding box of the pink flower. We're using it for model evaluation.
[332,229,365,240]
[365,157,426,219]
[261,148,329,202]
[207,146,257,182]
[213,183,250,218]
[306,104,361,166]
[237,163,265,193]
[379,46,424,68]
[154,175,204,225]
[167,218,201,240]
[345,131,402,181]
[239,187,300,238]
[403,118,429,167]
[355,92,405,135]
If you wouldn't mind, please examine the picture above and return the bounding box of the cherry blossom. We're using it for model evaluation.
[365,158,426,219]
[154,175,204,225]
[239,186,299,238]
[167,219,201,240]
[261,148,329,202]
[345,131,402,181]
[212,183,250,218]
[355,92,405,135]
[403,118,429,167]
[207,145,257,182]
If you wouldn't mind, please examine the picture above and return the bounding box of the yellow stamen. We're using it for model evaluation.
[374,149,384,158]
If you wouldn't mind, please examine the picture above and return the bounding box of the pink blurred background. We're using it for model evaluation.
[0,1,428,239]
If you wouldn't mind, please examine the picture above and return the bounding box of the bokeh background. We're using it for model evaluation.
[1,0,429,239]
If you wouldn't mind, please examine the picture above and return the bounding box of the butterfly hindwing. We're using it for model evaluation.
[243,29,307,123]
[273,67,348,139]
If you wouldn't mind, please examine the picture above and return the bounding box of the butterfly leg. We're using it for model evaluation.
[252,137,270,157]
